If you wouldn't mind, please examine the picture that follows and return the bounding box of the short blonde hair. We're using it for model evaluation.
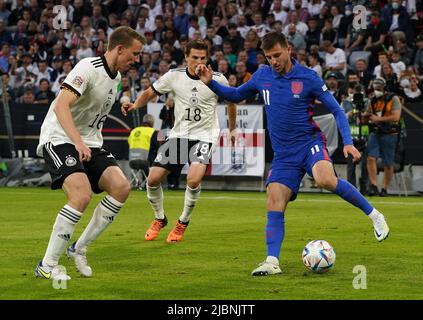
[108,26,146,50]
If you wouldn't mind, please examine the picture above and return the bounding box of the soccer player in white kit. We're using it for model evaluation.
[34,27,145,280]
[122,40,236,243]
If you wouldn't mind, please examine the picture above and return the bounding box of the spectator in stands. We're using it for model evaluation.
[373,51,389,79]
[237,49,256,74]
[225,23,244,55]
[380,62,401,94]
[34,60,53,86]
[243,40,258,72]
[287,23,307,52]
[390,50,406,79]
[0,19,11,45]
[218,59,231,78]
[256,51,267,68]
[212,15,229,39]
[363,11,388,68]
[308,0,326,17]
[315,4,330,31]
[236,15,250,39]
[153,15,165,43]
[337,4,353,48]
[366,77,402,197]
[20,89,35,104]
[206,26,223,48]
[0,1,10,22]
[355,59,373,90]
[324,71,343,103]
[143,30,161,55]
[76,37,94,61]
[173,4,190,37]
[51,59,72,94]
[320,18,337,46]
[80,16,95,40]
[0,42,11,73]
[322,40,347,77]
[8,0,26,26]
[188,15,205,40]
[305,16,320,50]
[329,5,343,30]
[270,0,288,25]
[395,37,414,66]
[34,78,55,105]
[0,72,14,102]
[287,0,310,24]
[345,12,367,53]
[250,12,268,38]
[235,61,252,86]
[402,74,423,103]
[381,0,411,43]
[284,10,308,36]
[222,41,237,70]
[413,35,423,74]
[307,52,322,77]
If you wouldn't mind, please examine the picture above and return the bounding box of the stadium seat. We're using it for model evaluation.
[129,159,149,190]
[348,51,372,70]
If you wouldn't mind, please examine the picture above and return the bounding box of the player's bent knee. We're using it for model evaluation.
[109,179,131,202]
[186,178,201,189]
[68,191,92,212]
[147,176,161,187]
[267,196,286,212]
[315,177,337,190]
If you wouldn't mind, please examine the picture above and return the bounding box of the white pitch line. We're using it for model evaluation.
[0,191,422,206]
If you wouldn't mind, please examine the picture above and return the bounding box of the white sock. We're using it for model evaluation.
[147,184,165,219]
[75,195,123,252]
[368,208,381,222]
[179,185,201,223]
[266,256,279,265]
[42,205,82,266]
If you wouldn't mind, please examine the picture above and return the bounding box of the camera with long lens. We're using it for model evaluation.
[350,84,368,151]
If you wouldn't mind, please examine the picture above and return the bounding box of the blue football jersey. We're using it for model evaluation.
[209,59,352,154]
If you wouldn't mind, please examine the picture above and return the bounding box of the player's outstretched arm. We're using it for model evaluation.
[318,92,360,162]
[196,64,256,103]
[121,86,157,116]
[54,88,92,161]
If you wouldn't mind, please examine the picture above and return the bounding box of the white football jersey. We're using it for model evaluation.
[37,56,121,156]
[152,67,228,143]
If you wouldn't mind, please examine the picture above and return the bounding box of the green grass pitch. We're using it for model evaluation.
[0,187,422,300]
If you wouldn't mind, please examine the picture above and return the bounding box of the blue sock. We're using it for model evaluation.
[266,211,285,259]
[334,178,373,215]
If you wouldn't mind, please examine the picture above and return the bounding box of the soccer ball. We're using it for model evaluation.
[302,240,336,273]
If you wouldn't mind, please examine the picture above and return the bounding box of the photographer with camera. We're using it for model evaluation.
[364,77,402,197]
[341,77,369,195]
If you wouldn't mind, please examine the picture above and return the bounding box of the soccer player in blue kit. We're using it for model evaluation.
[197,32,390,276]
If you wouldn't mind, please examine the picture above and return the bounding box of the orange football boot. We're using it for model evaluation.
[166,220,189,243]
[145,216,168,241]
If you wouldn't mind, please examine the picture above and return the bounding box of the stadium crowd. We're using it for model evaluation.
[0,0,422,106]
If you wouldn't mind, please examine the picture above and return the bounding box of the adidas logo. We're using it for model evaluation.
[58,234,71,241]
[109,89,113,95]
[103,216,114,223]
[191,87,198,92]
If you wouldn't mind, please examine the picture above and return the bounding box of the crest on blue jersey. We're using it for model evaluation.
[291,81,303,95]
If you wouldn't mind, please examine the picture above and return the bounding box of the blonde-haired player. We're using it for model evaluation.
[35,27,145,280]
